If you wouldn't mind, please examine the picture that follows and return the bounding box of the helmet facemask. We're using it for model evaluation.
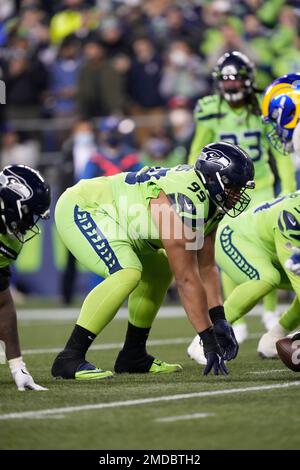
[213,52,255,104]
[200,172,254,218]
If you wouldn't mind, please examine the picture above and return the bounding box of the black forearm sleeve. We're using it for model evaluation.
[0,266,10,292]
[209,305,226,323]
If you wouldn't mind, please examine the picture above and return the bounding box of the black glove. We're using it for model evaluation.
[199,327,228,376]
[209,306,239,361]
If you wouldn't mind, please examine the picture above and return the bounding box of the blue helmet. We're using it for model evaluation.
[0,165,51,242]
[195,142,255,217]
[262,73,300,153]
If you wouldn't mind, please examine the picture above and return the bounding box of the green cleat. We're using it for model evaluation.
[75,366,113,381]
[149,359,183,374]
[73,361,113,380]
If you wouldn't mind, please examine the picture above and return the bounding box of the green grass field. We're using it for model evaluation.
[1,308,300,450]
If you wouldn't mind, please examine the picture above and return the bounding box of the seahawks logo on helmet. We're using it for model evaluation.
[278,210,300,241]
[0,168,33,201]
[204,150,231,170]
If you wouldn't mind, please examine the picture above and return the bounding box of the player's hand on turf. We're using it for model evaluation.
[11,364,48,391]
[213,319,239,361]
[204,351,228,376]
[285,245,300,275]
[199,327,228,376]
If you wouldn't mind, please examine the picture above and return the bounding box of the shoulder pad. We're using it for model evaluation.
[194,95,226,121]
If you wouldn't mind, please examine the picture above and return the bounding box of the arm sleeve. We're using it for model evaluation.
[0,266,11,292]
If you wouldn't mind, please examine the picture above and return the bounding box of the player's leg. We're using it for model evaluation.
[115,249,182,374]
[250,187,280,329]
[216,225,281,323]
[221,271,249,344]
[51,190,142,380]
[187,224,278,365]
[262,290,279,330]
[258,234,300,357]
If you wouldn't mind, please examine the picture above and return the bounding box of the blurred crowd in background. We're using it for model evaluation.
[1,0,300,301]
[0,0,300,186]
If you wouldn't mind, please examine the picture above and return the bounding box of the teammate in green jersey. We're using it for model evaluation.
[0,165,51,390]
[51,142,254,380]
[187,52,296,349]
[184,191,300,363]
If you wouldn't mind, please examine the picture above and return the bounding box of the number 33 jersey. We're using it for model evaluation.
[188,94,293,192]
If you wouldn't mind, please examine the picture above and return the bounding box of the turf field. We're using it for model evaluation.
[1,306,300,450]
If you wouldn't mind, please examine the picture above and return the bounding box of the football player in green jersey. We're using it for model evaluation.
[0,165,51,390]
[189,191,300,363]
[187,52,296,350]
[51,142,254,380]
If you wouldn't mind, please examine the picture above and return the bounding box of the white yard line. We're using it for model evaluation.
[155,413,215,423]
[249,369,289,375]
[23,337,192,355]
[1,381,299,421]
[22,333,262,355]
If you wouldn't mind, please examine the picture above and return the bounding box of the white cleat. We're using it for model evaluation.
[232,322,248,344]
[187,335,206,365]
[257,323,288,358]
[262,311,281,331]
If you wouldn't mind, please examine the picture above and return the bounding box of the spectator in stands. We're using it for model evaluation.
[82,116,141,179]
[17,4,50,49]
[50,0,100,45]
[159,39,209,104]
[127,36,164,144]
[167,96,194,161]
[77,37,127,119]
[272,33,300,76]
[3,36,48,120]
[140,132,180,168]
[0,123,39,168]
[162,5,204,53]
[49,36,81,118]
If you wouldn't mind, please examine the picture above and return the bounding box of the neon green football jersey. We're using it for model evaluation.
[188,94,296,194]
[74,165,224,250]
[0,232,22,269]
[226,191,300,256]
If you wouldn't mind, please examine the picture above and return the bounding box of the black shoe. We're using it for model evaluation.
[114,349,155,373]
[51,350,88,379]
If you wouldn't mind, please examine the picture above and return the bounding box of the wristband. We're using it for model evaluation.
[8,356,25,372]
[198,327,218,353]
[209,305,225,323]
